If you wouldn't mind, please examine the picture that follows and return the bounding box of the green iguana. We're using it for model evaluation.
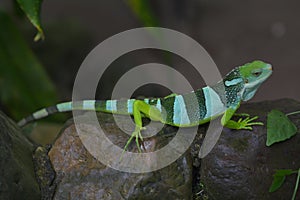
[18,60,272,152]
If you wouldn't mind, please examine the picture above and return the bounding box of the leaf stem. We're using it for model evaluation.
[286,110,300,116]
[291,168,300,200]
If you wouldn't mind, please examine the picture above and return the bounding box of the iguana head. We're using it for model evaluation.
[239,60,273,101]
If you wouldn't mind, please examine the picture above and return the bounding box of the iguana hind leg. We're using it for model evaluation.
[123,100,162,153]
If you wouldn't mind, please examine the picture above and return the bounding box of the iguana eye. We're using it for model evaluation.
[252,71,262,77]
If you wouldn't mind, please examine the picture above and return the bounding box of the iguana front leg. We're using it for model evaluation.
[221,104,263,130]
[123,100,162,152]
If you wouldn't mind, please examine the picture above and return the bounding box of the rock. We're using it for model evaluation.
[32,145,57,200]
[0,111,40,200]
[48,113,193,200]
[200,99,300,200]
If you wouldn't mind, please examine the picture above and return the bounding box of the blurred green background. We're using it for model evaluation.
[0,0,300,123]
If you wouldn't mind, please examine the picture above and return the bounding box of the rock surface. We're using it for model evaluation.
[32,145,57,200]
[0,111,40,200]
[200,99,300,200]
[3,99,299,199]
[48,113,193,200]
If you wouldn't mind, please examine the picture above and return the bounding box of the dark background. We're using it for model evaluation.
[1,0,300,103]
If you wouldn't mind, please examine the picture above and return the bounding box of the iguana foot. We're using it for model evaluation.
[123,126,146,153]
[236,116,264,130]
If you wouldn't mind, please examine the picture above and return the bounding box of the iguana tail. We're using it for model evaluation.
[17,99,136,127]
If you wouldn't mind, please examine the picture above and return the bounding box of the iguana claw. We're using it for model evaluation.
[234,113,250,117]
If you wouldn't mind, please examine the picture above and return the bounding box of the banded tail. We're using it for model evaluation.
[17,100,134,127]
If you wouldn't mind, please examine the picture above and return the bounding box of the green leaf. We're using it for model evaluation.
[16,0,44,41]
[0,11,57,120]
[269,169,295,192]
[126,0,159,27]
[269,174,286,192]
[266,110,298,146]
[274,169,296,176]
